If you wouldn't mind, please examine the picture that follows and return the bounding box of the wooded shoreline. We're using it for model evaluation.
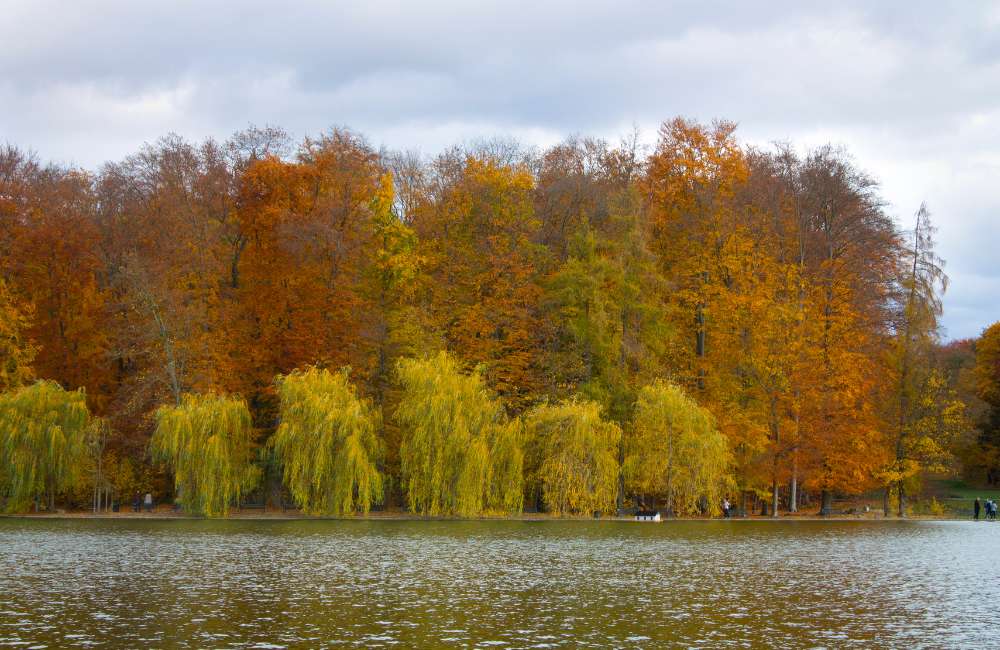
[3,121,999,522]
[0,510,966,522]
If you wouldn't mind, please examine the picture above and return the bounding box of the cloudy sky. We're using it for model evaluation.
[2,1,997,338]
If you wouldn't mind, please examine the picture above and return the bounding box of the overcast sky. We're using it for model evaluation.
[2,1,997,339]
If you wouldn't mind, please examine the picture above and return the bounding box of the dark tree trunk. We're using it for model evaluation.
[819,489,833,516]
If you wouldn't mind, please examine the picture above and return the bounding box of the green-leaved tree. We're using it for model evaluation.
[884,204,950,516]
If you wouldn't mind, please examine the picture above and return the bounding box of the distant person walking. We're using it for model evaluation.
[132,492,141,513]
[144,492,153,513]
[723,498,731,519]
[975,497,982,520]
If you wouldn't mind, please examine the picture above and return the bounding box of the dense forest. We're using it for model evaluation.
[1,118,998,517]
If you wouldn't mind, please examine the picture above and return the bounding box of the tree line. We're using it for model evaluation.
[0,118,992,517]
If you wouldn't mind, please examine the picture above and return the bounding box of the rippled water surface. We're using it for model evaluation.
[1,518,998,648]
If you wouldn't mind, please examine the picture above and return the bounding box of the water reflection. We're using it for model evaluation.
[0,519,997,647]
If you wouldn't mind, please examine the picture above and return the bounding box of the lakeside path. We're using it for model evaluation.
[0,510,968,521]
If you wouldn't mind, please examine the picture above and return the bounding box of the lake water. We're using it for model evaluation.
[0,518,997,648]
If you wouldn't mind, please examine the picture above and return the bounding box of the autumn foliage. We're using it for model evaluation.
[0,119,973,515]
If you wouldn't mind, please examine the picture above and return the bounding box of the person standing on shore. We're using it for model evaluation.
[723,498,731,519]
[144,492,153,513]
[975,497,981,520]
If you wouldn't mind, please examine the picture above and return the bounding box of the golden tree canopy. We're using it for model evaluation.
[0,279,35,392]
[272,366,383,515]
[523,398,621,516]
[0,380,90,511]
[151,392,260,517]
[624,380,731,516]
[395,352,523,516]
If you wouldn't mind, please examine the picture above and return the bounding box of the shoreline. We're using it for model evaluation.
[0,511,972,522]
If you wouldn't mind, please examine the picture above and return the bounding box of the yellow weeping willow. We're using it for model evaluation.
[0,380,90,512]
[151,393,260,517]
[396,352,523,516]
[524,399,621,516]
[624,380,731,516]
[272,366,383,515]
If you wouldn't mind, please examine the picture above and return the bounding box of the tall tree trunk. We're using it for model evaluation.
[616,306,627,515]
[770,396,780,517]
[131,276,183,405]
[789,211,805,517]
[819,489,833,516]
[893,217,925,521]
[93,447,103,514]
[616,439,625,514]
[695,272,707,391]
[229,236,246,289]
[790,451,798,513]
[665,420,674,517]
